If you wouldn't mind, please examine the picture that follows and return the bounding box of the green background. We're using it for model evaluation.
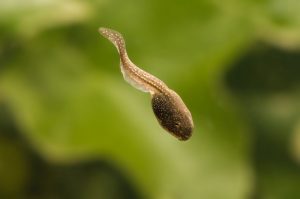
[1,0,300,198]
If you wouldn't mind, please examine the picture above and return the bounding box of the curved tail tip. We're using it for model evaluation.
[98,27,107,35]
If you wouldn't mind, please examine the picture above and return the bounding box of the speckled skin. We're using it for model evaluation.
[152,91,193,140]
[99,27,194,140]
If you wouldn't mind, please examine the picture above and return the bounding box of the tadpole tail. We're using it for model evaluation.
[98,27,127,55]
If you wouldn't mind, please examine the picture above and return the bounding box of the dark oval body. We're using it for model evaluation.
[151,92,193,141]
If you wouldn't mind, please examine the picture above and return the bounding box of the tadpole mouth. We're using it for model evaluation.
[167,128,192,141]
[177,132,192,141]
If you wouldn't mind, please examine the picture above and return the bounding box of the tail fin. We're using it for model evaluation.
[99,27,126,55]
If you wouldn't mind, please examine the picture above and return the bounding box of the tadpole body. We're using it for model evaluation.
[99,27,194,140]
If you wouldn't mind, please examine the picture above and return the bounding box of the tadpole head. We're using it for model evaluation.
[151,92,194,141]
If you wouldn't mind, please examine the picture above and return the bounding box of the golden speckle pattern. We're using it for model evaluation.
[99,27,194,141]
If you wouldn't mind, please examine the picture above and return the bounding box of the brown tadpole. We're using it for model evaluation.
[99,27,194,141]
